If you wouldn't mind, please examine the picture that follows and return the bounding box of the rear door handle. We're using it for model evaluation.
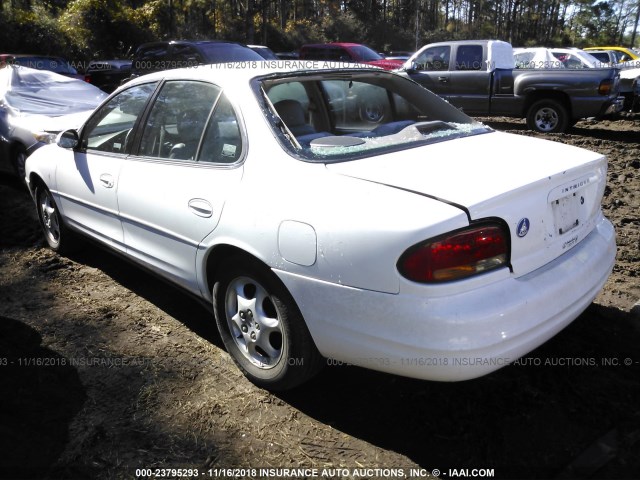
[99,174,114,188]
[438,76,449,83]
[188,198,213,218]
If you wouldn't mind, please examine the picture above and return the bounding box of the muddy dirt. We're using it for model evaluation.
[0,117,639,480]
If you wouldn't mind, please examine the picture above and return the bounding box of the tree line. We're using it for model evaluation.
[1,0,638,61]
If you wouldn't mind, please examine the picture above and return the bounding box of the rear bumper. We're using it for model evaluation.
[276,214,616,381]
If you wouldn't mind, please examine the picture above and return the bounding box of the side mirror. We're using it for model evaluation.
[56,129,79,149]
[404,61,421,73]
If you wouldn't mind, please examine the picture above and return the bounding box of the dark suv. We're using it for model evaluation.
[129,40,264,79]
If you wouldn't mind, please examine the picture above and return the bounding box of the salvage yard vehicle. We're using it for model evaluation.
[584,46,639,64]
[128,40,264,80]
[0,65,107,179]
[513,47,602,69]
[83,60,132,93]
[515,47,640,112]
[0,53,83,79]
[25,63,616,390]
[401,40,623,132]
[298,43,404,70]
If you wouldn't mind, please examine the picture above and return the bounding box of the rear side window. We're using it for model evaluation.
[199,94,243,163]
[455,45,484,70]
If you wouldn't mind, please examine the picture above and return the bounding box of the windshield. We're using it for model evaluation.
[350,45,384,62]
[259,71,490,162]
[199,43,264,63]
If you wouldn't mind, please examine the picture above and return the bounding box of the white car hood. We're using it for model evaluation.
[13,109,94,135]
[619,67,640,80]
[326,131,608,277]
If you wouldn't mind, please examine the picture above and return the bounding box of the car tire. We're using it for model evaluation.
[35,185,78,254]
[526,99,569,133]
[213,256,323,390]
[13,145,27,182]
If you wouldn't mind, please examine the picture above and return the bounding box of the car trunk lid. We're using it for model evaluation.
[325,131,608,278]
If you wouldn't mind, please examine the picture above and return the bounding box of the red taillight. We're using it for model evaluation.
[398,223,510,283]
[84,75,92,83]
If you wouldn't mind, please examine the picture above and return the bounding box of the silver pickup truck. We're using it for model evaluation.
[399,40,623,132]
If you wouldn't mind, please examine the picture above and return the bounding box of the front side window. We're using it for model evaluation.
[82,82,158,153]
[138,81,220,161]
[413,46,450,71]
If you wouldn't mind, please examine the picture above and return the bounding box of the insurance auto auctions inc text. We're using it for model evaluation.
[200,466,495,478]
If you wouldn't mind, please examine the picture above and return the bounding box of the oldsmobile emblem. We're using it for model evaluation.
[517,218,530,238]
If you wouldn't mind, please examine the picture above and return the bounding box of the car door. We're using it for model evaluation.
[406,45,451,100]
[117,80,244,294]
[447,44,490,114]
[55,82,158,250]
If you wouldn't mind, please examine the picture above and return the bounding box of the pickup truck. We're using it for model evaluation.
[515,47,640,112]
[399,40,623,132]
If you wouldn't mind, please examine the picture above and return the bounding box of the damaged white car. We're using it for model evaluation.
[0,65,107,179]
[25,63,616,390]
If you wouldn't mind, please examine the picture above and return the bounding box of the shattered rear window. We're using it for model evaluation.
[257,70,491,162]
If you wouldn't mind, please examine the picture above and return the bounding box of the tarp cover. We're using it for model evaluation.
[0,65,107,116]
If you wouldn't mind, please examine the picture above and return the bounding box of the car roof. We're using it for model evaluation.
[135,40,248,51]
[123,62,387,89]
[585,46,634,53]
[419,40,494,46]
[301,43,363,48]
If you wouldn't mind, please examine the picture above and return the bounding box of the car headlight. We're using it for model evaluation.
[32,131,58,144]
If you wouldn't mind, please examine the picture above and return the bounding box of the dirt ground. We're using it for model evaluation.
[0,116,638,480]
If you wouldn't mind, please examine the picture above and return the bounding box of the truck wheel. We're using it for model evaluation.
[526,100,569,133]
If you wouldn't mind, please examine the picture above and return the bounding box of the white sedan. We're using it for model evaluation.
[25,62,616,390]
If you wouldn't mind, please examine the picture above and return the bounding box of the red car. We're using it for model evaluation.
[298,43,404,70]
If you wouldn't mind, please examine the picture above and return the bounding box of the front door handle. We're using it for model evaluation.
[99,174,114,188]
[437,76,449,83]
